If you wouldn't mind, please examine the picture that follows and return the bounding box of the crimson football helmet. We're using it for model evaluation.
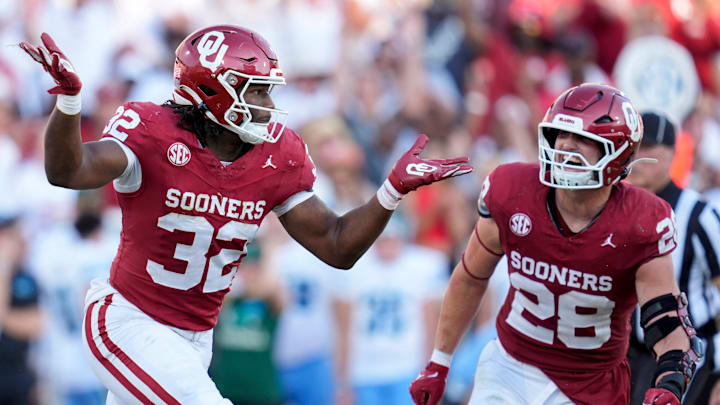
[538,83,643,189]
[173,25,287,144]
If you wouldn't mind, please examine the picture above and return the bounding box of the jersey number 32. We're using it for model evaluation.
[147,213,258,292]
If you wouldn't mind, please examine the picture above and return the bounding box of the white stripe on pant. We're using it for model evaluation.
[81,279,232,405]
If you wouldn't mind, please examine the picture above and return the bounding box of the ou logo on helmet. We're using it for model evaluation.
[509,213,532,237]
[622,102,641,143]
[197,31,228,72]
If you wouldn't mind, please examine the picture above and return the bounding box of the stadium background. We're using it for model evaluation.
[0,0,719,404]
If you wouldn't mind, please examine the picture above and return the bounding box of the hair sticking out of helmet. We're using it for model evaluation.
[537,83,644,190]
[172,25,288,145]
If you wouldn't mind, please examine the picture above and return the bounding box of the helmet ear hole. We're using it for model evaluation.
[594,115,613,124]
[544,128,559,147]
[198,85,217,97]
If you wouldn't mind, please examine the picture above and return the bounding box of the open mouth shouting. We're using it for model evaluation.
[557,153,586,172]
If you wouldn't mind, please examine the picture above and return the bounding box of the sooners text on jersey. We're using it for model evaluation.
[101,102,315,331]
[482,163,676,405]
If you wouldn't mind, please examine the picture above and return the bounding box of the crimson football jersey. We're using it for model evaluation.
[480,163,677,405]
[101,102,315,331]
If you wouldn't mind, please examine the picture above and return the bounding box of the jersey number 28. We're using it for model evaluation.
[506,273,616,349]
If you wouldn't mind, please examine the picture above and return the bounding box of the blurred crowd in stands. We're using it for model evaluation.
[0,0,719,404]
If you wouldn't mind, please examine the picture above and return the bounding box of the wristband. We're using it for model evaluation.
[430,348,452,368]
[56,94,81,115]
[376,179,404,211]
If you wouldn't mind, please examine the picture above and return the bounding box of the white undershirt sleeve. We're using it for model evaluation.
[273,190,315,216]
[99,137,142,193]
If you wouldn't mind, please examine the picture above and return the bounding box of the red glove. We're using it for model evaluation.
[642,388,681,405]
[388,135,473,194]
[19,33,82,95]
[409,362,449,405]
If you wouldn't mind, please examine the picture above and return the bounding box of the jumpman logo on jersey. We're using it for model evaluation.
[601,233,617,248]
[262,155,277,169]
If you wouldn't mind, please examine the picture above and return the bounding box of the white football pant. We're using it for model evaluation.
[469,339,573,405]
[81,278,232,405]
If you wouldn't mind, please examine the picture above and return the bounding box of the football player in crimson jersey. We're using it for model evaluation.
[19,25,473,405]
[410,84,703,405]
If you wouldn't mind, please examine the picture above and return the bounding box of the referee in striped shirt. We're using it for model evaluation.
[627,111,720,404]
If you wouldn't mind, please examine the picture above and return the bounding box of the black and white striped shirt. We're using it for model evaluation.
[658,181,720,332]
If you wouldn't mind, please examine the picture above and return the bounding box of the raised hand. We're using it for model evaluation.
[19,33,82,95]
[409,362,449,405]
[388,134,473,195]
[642,388,681,405]
[377,134,473,210]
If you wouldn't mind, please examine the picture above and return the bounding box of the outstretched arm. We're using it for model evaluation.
[279,195,392,269]
[19,33,127,189]
[279,135,473,269]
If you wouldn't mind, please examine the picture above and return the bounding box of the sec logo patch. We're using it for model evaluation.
[509,213,532,236]
[167,142,191,166]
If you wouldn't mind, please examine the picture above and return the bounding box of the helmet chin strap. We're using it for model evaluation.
[236,122,269,144]
[208,118,269,145]
[192,101,267,145]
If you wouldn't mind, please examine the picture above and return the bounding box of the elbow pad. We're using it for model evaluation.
[640,292,704,400]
